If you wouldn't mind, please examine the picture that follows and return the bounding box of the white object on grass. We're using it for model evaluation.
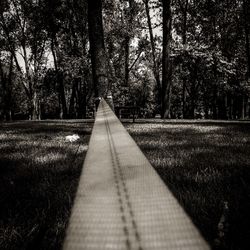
[65,134,80,142]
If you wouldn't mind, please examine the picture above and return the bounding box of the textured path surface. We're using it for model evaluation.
[63,99,210,250]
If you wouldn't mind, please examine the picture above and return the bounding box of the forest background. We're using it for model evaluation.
[0,0,250,121]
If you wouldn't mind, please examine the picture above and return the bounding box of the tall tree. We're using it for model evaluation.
[143,0,161,112]
[161,0,172,118]
[243,0,250,79]
[178,0,189,118]
[44,0,89,119]
[123,0,136,87]
[0,54,13,120]
[43,0,68,118]
[88,0,109,100]
[0,0,47,120]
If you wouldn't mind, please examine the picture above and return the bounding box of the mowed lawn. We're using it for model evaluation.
[0,121,93,250]
[126,121,250,250]
[1,119,250,250]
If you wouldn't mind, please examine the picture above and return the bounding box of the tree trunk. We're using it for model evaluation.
[182,0,188,45]
[30,89,40,120]
[51,38,68,119]
[181,0,188,118]
[182,79,187,118]
[213,86,218,119]
[225,95,229,120]
[6,55,13,120]
[30,64,40,120]
[69,79,77,118]
[88,0,109,99]
[124,36,130,86]
[242,95,245,120]
[123,0,136,87]
[144,0,161,111]
[0,55,13,121]
[243,0,250,78]
[242,1,250,119]
[77,78,87,119]
[228,95,232,120]
[0,60,7,120]
[161,0,172,119]
[58,71,68,119]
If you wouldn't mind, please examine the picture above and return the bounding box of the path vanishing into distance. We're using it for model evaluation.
[63,99,210,250]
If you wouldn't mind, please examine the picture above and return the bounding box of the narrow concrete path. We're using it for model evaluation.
[63,99,210,250]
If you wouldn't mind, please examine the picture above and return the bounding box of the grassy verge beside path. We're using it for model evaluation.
[126,121,250,250]
[0,120,93,250]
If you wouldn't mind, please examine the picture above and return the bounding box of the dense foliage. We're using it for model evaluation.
[0,0,249,120]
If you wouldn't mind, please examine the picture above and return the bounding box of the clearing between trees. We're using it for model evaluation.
[0,120,250,249]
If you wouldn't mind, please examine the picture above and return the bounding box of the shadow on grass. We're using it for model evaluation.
[127,122,250,250]
[0,121,93,250]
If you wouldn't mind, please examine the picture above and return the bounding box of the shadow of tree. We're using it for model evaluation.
[127,122,250,250]
[0,121,93,250]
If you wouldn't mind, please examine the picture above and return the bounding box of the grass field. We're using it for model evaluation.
[1,119,250,250]
[126,121,250,250]
[0,121,93,250]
